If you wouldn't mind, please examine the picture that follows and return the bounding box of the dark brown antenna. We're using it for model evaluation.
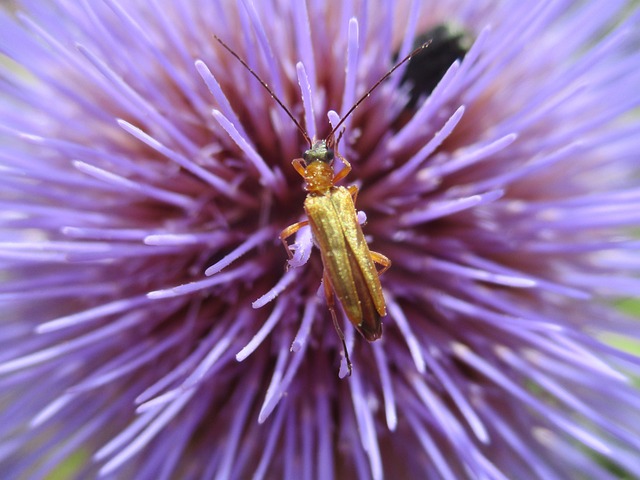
[327,40,432,141]
[214,35,312,146]
[215,35,431,148]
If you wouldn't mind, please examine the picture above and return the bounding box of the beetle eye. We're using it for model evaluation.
[326,150,334,161]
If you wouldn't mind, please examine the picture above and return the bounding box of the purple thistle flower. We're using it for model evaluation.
[1,0,640,478]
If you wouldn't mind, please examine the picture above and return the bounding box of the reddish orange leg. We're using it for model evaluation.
[291,158,307,179]
[332,151,352,184]
[280,220,309,261]
[370,251,391,275]
[347,184,359,203]
[323,270,352,377]
[283,158,309,262]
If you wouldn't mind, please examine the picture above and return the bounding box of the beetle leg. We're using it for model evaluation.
[347,184,359,204]
[323,270,353,377]
[332,151,352,183]
[280,220,309,259]
[370,251,391,275]
[291,158,307,179]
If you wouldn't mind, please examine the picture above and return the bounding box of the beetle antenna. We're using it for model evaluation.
[327,40,432,141]
[327,126,346,151]
[214,35,312,146]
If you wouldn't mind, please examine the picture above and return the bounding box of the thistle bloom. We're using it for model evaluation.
[2,0,640,478]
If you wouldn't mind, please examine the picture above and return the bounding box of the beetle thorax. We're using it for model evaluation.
[302,140,335,194]
[304,160,334,194]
